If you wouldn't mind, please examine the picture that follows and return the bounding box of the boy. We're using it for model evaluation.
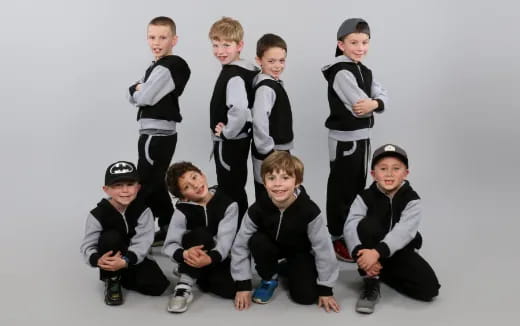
[251,33,293,202]
[208,17,259,220]
[344,144,440,314]
[322,18,389,262]
[162,162,238,313]
[80,161,170,306]
[231,152,340,313]
[128,16,191,246]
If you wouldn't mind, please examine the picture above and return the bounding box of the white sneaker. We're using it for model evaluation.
[167,283,193,313]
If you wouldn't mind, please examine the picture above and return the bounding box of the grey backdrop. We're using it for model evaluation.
[1,0,518,325]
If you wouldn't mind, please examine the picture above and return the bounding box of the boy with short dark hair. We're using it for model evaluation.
[208,17,259,220]
[162,161,238,313]
[80,161,170,306]
[322,18,389,262]
[231,152,340,313]
[128,16,191,246]
[344,144,440,314]
[251,33,293,201]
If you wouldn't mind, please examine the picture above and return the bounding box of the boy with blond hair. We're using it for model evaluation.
[128,16,191,245]
[208,17,259,220]
[231,152,340,312]
[162,161,238,313]
[344,144,440,314]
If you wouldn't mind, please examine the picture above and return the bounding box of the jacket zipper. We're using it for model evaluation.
[203,206,208,227]
[276,210,284,240]
[121,212,129,234]
[388,198,394,232]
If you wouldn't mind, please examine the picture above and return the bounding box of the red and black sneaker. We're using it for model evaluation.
[333,238,355,262]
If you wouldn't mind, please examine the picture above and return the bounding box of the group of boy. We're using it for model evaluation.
[80,15,440,315]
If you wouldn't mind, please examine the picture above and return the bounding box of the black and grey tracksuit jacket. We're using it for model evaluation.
[128,55,191,135]
[231,186,338,294]
[344,181,423,259]
[80,198,154,267]
[162,188,239,265]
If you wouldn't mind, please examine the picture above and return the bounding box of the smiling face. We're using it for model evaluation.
[147,24,178,60]
[263,169,299,209]
[177,170,211,204]
[337,32,370,63]
[211,39,243,65]
[371,157,409,197]
[256,46,286,80]
[103,181,141,212]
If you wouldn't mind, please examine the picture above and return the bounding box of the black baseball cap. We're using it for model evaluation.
[104,161,139,186]
[371,144,408,169]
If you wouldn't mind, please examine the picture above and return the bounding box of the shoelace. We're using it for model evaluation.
[260,281,274,290]
[174,288,189,297]
[362,280,379,300]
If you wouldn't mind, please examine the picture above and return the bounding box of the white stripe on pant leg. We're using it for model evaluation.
[218,141,231,171]
[343,140,357,157]
[145,135,154,165]
[328,138,338,162]
[252,156,263,183]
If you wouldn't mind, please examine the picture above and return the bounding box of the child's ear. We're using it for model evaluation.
[255,56,261,66]
[171,35,179,47]
[370,170,376,178]
[337,40,345,52]
[237,40,244,52]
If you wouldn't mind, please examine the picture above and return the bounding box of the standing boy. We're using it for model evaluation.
[208,17,259,220]
[128,16,191,245]
[162,161,238,313]
[80,161,170,306]
[232,152,340,313]
[322,18,388,261]
[251,33,293,201]
[344,144,440,314]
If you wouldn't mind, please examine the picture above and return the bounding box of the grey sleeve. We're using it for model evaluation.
[333,70,372,118]
[252,85,276,155]
[344,195,368,257]
[212,202,239,260]
[127,208,155,264]
[370,79,388,112]
[382,199,422,256]
[307,214,339,288]
[230,212,258,282]
[162,209,187,259]
[222,76,251,139]
[80,213,102,266]
[130,65,175,106]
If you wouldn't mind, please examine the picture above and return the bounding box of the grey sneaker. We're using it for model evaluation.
[355,278,380,314]
[167,283,193,313]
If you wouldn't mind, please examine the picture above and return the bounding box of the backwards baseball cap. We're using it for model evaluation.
[337,18,370,40]
[371,144,408,169]
[105,161,139,186]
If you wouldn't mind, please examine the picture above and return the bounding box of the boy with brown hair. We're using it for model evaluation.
[231,152,340,312]
[80,161,170,306]
[208,17,259,220]
[162,161,238,313]
[344,144,440,314]
[128,16,191,246]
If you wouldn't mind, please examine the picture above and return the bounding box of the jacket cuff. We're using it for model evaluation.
[374,99,385,113]
[207,250,222,266]
[173,249,184,264]
[351,244,365,262]
[317,285,333,297]
[89,253,100,267]
[129,84,138,96]
[254,149,274,161]
[374,242,390,259]
[235,280,252,291]
[126,251,138,265]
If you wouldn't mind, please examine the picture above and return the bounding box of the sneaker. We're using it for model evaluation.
[333,238,355,262]
[104,276,123,306]
[167,283,193,313]
[252,279,278,304]
[355,278,380,314]
[152,227,167,247]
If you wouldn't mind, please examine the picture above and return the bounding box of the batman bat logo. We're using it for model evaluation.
[109,162,134,174]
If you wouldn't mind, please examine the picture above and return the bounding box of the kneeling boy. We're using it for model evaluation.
[162,162,238,313]
[80,161,170,306]
[344,144,440,314]
[232,151,340,312]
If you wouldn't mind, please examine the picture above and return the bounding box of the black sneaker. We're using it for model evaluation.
[152,227,168,247]
[355,278,380,314]
[104,276,123,306]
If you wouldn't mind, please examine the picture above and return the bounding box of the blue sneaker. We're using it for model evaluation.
[252,279,278,304]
